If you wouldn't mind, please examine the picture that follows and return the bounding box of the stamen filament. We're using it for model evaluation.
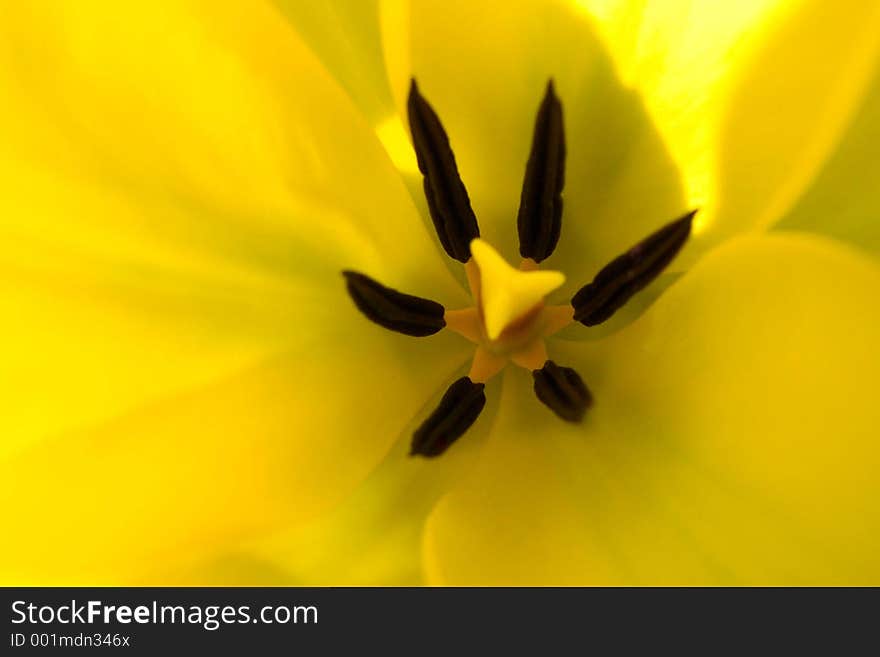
[509,339,548,371]
[444,307,482,343]
[469,346,508,383]
[541,305,575,337]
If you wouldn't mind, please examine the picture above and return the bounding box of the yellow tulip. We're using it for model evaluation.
[1,0,879,585]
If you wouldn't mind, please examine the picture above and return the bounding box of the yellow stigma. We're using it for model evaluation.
[470,239,565,340]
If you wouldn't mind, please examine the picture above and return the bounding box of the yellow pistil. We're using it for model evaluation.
[470,239,565,340]
[444,239,573,382]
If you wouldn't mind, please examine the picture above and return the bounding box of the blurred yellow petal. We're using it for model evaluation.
[707,0,880,244]
[388,0,686,293]
[270,0,397,126]
[164,379,504,585]
[0,0,449,274]
[0,0,472,584]
[0,308,471,584]
[576,0,787,221]
[576,0,880,256]
[425,233,880,584]
[0,239,301,458]
[775,65,880,256]
[0,0,465,452]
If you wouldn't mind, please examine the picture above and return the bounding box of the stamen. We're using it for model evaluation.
[518,80,565,263]
[411,376,487,457]
[571,210,696,326]
[343,270,446,337]
[532,360,592,422]
[408,79,480,263]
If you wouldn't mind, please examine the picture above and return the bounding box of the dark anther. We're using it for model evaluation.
[532,360,592,423]
[343,270,446,337]
[408,79,480,263]
[518,80,565,263]
[571,209,697,326]
[411,376,486,457]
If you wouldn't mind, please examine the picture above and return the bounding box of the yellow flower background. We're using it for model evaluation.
[1,0,879,584]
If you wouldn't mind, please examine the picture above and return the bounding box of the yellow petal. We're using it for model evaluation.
[270,0,396,126]
[471,239,564,340]
[0,0,449,273]
[0,309,471,584]
[389,0,687,292]
[162,377,504,585]
[776,65,880,256]
[0,1,471,583]
[576,0,880,254]
[576,0,788,223]
[425,233,880,584]
[0,0,465,453]
[706,0,880,244]
[0,242,301,459]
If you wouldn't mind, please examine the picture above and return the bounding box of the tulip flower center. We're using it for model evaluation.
[471,239,565,341]
[445,239,574,382]
[344,79,694,456]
